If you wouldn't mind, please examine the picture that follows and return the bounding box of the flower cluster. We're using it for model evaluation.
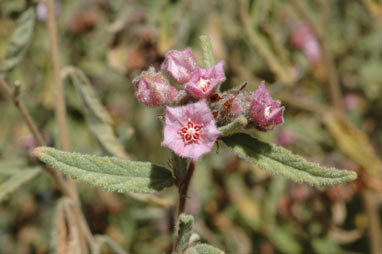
[132,48,285,160]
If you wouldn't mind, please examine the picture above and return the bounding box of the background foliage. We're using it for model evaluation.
[0,0,381,253]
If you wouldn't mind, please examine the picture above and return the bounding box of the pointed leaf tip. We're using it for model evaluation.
[222,133,358,187]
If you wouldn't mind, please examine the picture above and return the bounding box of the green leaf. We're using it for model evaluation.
[222,133,358,187]
[0,167,40,202]
[175,214,194,252]
[188,244,225,254]
[63,67,127,158]
[0,7,35,76]
[268,225,302,254]
[200,35,215,68]
[32,147,174,193]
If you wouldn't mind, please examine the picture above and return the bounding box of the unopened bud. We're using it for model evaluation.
[132,67,177,106]
[250,81,284,129]
[161,49,197,84]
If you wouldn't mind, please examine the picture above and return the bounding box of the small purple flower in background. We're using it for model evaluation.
[161,99,221,160]
[250,81,284,128]
[161,49,197,84]
[276,129,296,148]
[184,61,225,99]
[292,23,321,63]
[36,0,61,22]
[133,67,177,106]
[343,93,363,112]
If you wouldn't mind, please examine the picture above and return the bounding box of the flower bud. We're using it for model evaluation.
[250,81,284,128]
[211,93,243,125]
[161,49,197,84]
[133,67,177,106]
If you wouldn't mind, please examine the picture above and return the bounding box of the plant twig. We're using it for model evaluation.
[0,78,71,197]
[46,0,69,151]
[46,0,90,252]
[362,191,382,254]
[238,0,295,85]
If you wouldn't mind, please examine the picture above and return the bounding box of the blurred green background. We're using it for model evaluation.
[0,0,381,253]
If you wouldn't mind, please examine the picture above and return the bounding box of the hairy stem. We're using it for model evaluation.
[46,0,91,252]
[173,161,196,252]
[177,161,195,216]
[0,78,71,197]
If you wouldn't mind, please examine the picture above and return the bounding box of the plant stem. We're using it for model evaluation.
[238,0,294,85]
[173,161,195,252]
[46,0,90,252]
[362,191,382,254]
[46,0,69,151]
[177,161,195,216]
[0,78,71,197]
[291,0,343,112]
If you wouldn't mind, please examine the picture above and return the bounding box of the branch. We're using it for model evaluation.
[46,0,90,252]
[362,191,382,254]
[0,78,71,197]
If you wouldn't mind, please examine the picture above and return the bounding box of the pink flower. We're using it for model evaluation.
[133,67,177,106]
[250,81,284,128]
[161,49,197,84]
[292,23,321,63]
[161,100,221,160]
[184,61,225,99]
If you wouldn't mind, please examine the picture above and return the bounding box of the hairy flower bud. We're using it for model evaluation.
[133,67,177,106]
[185,61,225,99]
[161,49,197,84]
[250,81,284,129]
[211,93,243,125]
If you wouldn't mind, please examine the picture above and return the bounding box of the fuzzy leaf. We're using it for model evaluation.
[222,133,357,187]
[0,7,35,76]
[32,147,174,193]
[188,244,225,254]
[200,35,216,68]
[176,214,194,252]
[63,67,127,158]
[0,167,40,202]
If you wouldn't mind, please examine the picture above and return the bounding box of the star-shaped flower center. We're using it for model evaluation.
[179,118,204,144]
[196,78,211,92]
